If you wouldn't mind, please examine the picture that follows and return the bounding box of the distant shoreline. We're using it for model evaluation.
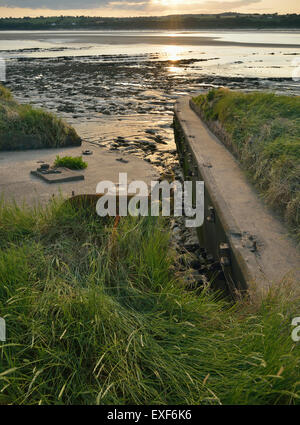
[0,13,299,33]
[0,28,300,32]
[0,28,300,33]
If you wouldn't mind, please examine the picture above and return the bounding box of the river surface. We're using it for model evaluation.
[1,30,300,79]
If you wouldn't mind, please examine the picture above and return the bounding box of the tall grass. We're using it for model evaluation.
[0,199,300,405]
[193,89,300,243]
[0,85,81,150]
[0,85,13,101]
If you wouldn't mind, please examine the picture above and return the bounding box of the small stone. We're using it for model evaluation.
[116,158,129,164]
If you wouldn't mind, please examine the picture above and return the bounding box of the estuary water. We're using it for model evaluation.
[1,29,300,180]
[0,29,300,79]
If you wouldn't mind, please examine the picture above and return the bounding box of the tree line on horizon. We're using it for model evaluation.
[0,13,299,30]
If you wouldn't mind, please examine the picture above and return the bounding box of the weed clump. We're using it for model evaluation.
[54,155,87,169]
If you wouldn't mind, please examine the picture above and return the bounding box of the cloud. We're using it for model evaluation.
[0,0,261,10]
[0,0,122,9]
[148,0,262,14]
[201,0,261,10]
[108,1,148,10]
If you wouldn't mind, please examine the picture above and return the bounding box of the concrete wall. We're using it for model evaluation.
[174,97,300,297]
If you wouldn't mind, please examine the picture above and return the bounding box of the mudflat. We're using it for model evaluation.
[0,32,299,49]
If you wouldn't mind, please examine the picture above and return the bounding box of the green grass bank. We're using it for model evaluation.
[0,199,299,405]
[192,89,300,242]
[0,85,81,151]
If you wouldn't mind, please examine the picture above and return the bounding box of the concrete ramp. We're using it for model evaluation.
[174,96,300,294]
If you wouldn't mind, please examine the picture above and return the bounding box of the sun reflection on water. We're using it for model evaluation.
[162,44,184,61]
[161,45,186,73]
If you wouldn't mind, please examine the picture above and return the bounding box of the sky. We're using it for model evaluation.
[0,0,299,18]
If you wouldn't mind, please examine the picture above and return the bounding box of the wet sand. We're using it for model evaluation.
[1,32,300,49]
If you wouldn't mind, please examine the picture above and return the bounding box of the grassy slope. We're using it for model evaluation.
[0,199,299,405]
[193,89,300,242]
[0,85,81,150]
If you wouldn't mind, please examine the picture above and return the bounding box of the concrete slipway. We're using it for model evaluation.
[174,97,300,294]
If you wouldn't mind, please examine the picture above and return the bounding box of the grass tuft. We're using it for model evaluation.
[54,155,87,170]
